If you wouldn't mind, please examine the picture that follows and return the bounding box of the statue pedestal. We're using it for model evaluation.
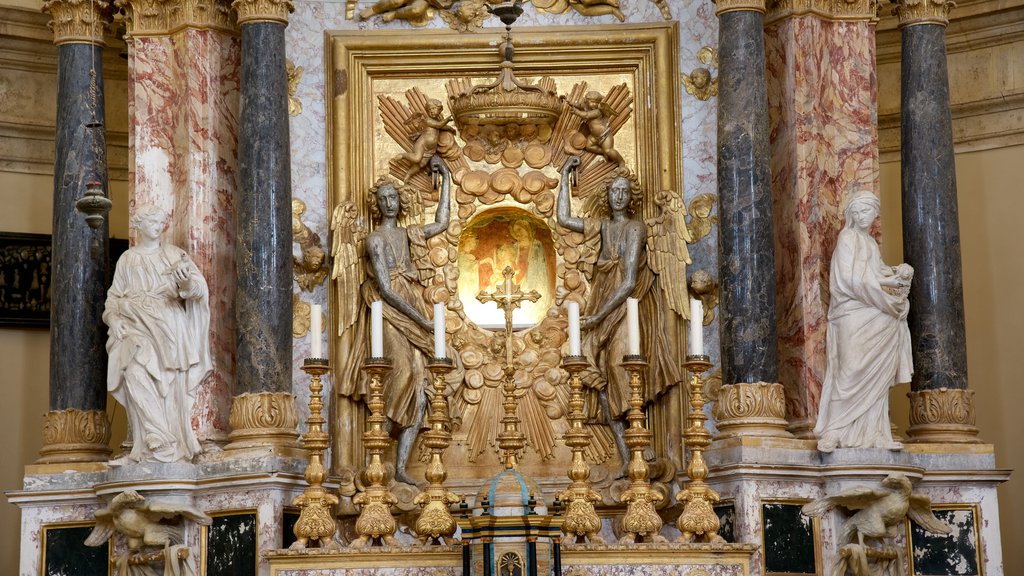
[7,456,312,576]
[705,437,1008,575]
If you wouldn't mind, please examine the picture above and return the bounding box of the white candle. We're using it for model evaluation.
[310,304,322,358]
[433,302,446,359]
[689,297,704,356]
[567,301,581,356]
[371,300,383,357]
[626,297,640,356]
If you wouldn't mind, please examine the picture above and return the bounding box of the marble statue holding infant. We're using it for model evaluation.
[815,191,914,452]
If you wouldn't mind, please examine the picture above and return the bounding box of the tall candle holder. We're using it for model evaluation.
[351,357,399,547]
[291,358,341,550]
[675,355,725,543]
[414,357,461,544]
[618,355,666,543]
[558,355,604,544]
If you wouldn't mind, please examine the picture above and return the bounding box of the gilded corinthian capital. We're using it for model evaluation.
[231,0,294,25]
[42,0,112,45]
[891,0,954,27]
[115,0,237,37]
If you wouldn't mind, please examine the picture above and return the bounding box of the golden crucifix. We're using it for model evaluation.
[477,266,541,367]
[477,265,540,468]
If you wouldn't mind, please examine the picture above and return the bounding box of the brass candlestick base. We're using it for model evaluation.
[558,355,604,544]
[414,357,461,545]
[675,355,725,543]
[351,357,399,547]
[618,355,666,544]
[291,358,341,550]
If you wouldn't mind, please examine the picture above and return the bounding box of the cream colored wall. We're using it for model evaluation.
[882,145,1024,575]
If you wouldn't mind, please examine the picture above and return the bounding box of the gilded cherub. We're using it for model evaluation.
[802,474,951,576]
[564,90,624,165]
[357,0,450,27]
[86,490,211,576]
[569,0,624,20]
[439,0,489,31]
[395,98,456,182]
[682,67,718,101]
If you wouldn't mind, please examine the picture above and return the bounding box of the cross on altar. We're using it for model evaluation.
[477,266,541,362]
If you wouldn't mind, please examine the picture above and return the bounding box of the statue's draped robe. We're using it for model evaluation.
[103,245,210,463]
[338,226,460,429]
[815,227,913,448]
[580,218,683,417]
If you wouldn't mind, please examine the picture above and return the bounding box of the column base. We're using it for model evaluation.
[712,382,793,439]
[36,409,112,464]
[906,388,981,444]
[224,392,304,455]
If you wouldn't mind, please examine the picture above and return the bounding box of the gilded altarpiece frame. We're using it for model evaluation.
[326,24,687,488]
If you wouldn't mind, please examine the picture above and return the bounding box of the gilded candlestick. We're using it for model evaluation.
[291,358,341,550]
[414,357,461,544]
[675,355,725,543]
[558,355,604,544]
[618,355,665,544]
[351,357,399,547]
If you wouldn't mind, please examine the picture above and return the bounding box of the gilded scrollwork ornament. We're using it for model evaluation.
[712,382,791,438]
[906,387,980,443]
[37,408,112,463]
[287,59,303,117]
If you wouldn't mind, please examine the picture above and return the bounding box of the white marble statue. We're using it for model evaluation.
[103,204,211,464]
[815,191,913,452]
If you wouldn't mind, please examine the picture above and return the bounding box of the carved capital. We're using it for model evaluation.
[37,409,112,463]
[906,388,980,443]
[766,0,878,23]
[115,0,237,37]
[42,0,112,46]
[712,382,793,439]
[891,0,954,27]
[714,0,768,16]
[231,0,293,26]
[225,392,302,452]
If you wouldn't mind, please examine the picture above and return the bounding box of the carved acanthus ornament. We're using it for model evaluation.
[906,387,980,443]
[43,0,112,45]
[115,0,237,37]
[891,0,954,27]
[712,382,792,438]
[225,391,302,452]
[765,0,878,23]
[292,199,328,291]
[287,59,303,117]
[37,408,112,463]
[231,0,293,25]
[713,0,768,16]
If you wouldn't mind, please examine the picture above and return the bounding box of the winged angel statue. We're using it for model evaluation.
[802,474,951,576]
[334,80,689,477]
[86,489,211,576]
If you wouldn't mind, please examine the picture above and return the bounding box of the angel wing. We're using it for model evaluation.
[802,485,890,517]
[331,201,366,336]
[144,500,213,526]
[645,189,692,319]
[907,493,952,535]
[84,509,115,547]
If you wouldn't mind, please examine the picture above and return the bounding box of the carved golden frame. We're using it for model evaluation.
[325,23,684,477]
[326,22,682,220]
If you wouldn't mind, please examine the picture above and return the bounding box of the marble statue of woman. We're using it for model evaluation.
[103,204,210,465]
[815,191,913,452]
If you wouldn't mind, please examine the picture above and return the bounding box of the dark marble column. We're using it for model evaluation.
[226,0,300,452]
[712,0,790,438]
[235,21,292,396]
[894,1,979,442]
[38,2,112,463]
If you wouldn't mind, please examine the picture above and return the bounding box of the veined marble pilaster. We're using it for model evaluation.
[765,16,879,435]
[122,0,240,446]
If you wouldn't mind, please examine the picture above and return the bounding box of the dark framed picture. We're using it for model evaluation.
[0,232,128,328]
[908,504,983,576]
